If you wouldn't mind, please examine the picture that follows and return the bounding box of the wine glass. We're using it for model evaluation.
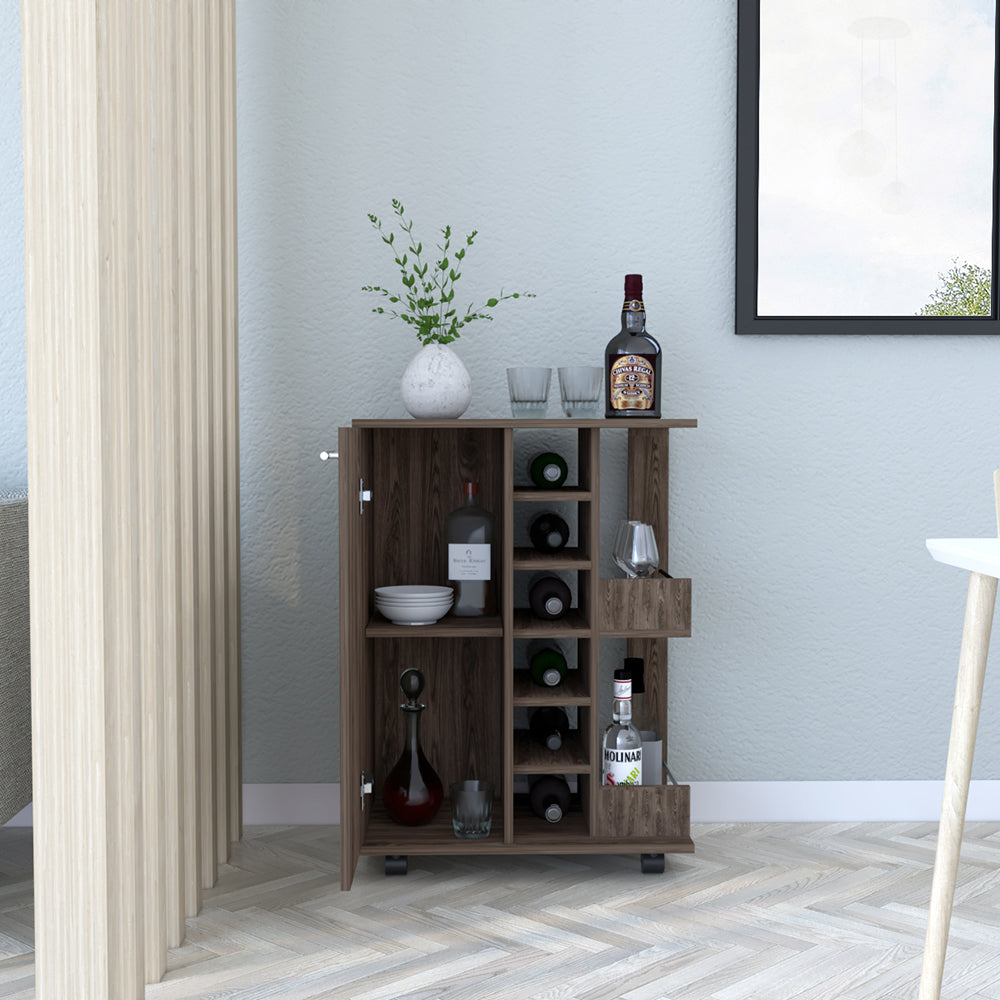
[613,520,659,578]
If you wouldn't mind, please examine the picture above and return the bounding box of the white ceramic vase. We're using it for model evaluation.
[400,343,472,419]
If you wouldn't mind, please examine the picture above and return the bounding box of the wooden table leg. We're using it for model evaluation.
[918,570,997,1000]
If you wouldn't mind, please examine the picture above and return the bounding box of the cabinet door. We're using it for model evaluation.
[338,426,374,890]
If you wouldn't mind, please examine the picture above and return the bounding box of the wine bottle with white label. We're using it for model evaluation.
[445,481,496,616]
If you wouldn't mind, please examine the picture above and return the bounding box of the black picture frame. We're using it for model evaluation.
[735,0,1000,335]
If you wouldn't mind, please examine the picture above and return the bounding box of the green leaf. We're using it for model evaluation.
[487,298,498,307]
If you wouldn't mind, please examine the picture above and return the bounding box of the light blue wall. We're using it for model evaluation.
[0,1,25,486]
[3,1,998,785]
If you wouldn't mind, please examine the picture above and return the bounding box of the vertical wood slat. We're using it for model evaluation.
[627,428,670,755]
[582,429,601,835]
[155,0,186,949]
[23,0,241,994]
[100,0,146,992]
[502,427,515,845]
[23,3,113,996]
[221,0,243,846]
[135,0,168,982]
[190,0,219,890]
[208,0,229,865]
[175,0,203,920]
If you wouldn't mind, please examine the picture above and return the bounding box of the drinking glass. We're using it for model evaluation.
[450,780,494,839]
[506,367,551,417]
[612,520,659,578]
[557,366,603,417]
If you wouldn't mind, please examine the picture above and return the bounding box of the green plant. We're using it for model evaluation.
[919,259,992,317]
[363,199,533,345]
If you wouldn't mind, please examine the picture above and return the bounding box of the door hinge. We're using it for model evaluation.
[359,477,372,515]
[360,769,373,810]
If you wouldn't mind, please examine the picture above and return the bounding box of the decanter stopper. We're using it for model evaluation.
[400,667,424,707]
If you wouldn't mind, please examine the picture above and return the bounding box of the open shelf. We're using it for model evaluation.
[512,609,590,636]
[361,800,506,855]
[365,614,504,638]
[512,670,590,706]
[512,547,591,571]
[598,577,691,637]
[513,487,593,502]
[512,731,589,773]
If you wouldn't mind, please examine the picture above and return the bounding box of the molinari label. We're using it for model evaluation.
[448,543,491,580]
[602,746,642,786]
[609,353,655,411]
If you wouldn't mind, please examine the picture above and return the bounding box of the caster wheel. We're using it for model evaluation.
[385,855,408,876]
[640,853,665,874]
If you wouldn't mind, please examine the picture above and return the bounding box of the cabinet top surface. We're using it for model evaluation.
[349,417,698,429]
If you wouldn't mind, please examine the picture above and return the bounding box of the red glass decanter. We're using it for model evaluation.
[382,667,443,825]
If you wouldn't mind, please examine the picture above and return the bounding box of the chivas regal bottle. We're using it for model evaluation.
[605,274,661,417]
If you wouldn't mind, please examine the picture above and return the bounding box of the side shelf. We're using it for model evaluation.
[599,577,691,637]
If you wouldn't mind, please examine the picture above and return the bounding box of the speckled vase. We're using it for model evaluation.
[400,343,472,419]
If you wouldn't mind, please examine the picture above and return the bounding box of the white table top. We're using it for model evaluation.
[926,538,1000,577]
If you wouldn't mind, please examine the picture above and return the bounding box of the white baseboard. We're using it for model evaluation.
[243,783,341,825]
[8,781,1000,829]
[687,780,1000,823]
[4,803,32,827]
[242,780,1000,826]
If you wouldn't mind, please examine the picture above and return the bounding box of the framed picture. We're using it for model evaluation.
[735,0,1000,334]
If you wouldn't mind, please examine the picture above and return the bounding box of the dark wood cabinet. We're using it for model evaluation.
[338,417,696,889]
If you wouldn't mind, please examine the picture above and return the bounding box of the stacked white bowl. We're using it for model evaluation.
[374,585,454,625]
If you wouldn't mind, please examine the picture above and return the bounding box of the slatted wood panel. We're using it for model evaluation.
[22,1,241,995]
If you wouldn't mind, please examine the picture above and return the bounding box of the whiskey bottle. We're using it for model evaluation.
[445,481,496,616]
[605,273,661,417]
[528,775,572,823]
[601,669,642,786]
[529,707,570,751]
[528,575,571,620]
[528,511,569,553]
[528,452,568,488]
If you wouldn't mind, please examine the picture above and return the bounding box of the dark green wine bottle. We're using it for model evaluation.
[529,452,568,488]
[529,646,567,687]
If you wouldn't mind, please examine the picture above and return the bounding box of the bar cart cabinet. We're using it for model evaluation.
[337,417,696,889]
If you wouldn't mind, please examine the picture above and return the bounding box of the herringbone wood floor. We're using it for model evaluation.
[1,822,999,999]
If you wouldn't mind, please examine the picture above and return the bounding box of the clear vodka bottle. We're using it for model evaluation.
[601,669,643,786]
